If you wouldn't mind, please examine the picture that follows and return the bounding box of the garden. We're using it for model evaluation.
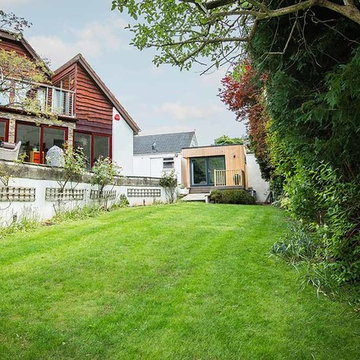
[0,203,359,359]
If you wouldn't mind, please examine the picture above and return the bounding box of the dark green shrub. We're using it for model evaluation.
[209,189,256,205]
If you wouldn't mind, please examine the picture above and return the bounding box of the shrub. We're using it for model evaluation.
[0,216,39,239]
[159,170,177,203]
[209,189,256,205]
[52,204,104,223]
[271,222,318,263]
[58,144,87,192]
[111,194,129,209]
[91,157,119,195]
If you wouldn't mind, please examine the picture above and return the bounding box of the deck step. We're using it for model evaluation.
[182,193,210,202]
[189,187,214,194]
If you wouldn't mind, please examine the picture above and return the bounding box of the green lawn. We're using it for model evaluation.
[0,203,359,359]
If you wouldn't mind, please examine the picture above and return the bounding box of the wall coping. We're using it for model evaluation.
[0,160,161,187]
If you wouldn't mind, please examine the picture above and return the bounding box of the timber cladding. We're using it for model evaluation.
[0,33,52,81]
[0,38,31,58]
[182,145,246,170]
[53,62,113,134]
[181,145,247,188]
[74,64,113,129]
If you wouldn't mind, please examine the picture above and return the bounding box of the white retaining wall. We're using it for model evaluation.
[0,177,166,226]
[0,161,166,227]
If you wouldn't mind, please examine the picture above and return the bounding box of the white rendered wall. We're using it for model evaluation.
[0,177,166,227]
[133,152,183,184]
[246,153,270,203]
[112,108,134,176]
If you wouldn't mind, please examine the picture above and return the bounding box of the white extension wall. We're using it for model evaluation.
[133,152,183,184]
[246,153,270,203]
[112,108,134,176]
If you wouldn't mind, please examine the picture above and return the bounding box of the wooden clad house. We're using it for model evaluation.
[0,30,139,174]
[181,144,248,193]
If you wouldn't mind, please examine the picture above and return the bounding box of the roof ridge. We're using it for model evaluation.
[135,131,195,138]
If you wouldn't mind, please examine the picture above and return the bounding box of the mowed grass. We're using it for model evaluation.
[0,203,359,359]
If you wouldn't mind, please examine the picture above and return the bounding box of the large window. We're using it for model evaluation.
[74,132,91,167]
[16,122,67,164]
[52,89,71,116]
[74,131,111,168]
[43,127,67,162]
[0,120,8,142]
[191,158,207,185]
[94,135,110,163]
[191,156,225,186]
[208,157,226,185]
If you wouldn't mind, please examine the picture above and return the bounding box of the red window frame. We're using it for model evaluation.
[73,130,112,168]
[0,119,9,142]
[15,121,68,164]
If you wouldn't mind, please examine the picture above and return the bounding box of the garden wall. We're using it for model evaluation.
[0,161,166,226]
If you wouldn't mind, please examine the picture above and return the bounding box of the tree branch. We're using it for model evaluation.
[149,36,249,48]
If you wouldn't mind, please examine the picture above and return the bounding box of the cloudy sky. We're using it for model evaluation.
[0,0,246,145]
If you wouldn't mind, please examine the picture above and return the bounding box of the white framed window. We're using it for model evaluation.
[163,157,174,169]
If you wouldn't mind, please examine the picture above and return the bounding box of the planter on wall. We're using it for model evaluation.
[0,186,36,202]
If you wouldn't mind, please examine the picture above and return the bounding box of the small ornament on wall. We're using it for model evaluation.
[114,114,121,121]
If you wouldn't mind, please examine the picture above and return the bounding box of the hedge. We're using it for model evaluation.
[209,189,256,205]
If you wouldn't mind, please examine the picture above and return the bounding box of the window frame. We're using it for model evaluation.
[73,130,112,168]
[0,119,9,142]
[163,157,174,170]
[15,121,68,164]
[190,156,226,186]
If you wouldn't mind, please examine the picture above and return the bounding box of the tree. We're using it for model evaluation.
[214,135,244,145]
[112,0,360,70]
[112,0,360,286]
[0,11,51,115]
[0,10,31,34]
[219,61,273,180]
[0,50,49,107]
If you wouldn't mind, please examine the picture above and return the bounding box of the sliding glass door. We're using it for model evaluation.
[191,156,225,186]
[16,122,67,164]
[191,158,207,185]
[208,157,225,185]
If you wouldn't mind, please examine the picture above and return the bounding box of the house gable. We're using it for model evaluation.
[53,54,140,134]
[0,30,51,78]
[0,36,32,58]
